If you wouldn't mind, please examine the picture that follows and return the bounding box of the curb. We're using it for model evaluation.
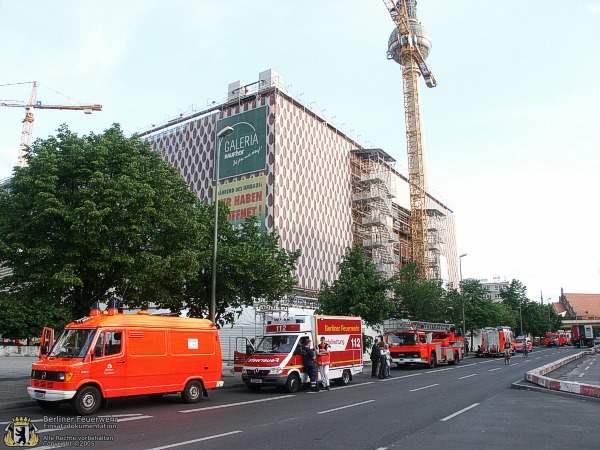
[523,348,600,398]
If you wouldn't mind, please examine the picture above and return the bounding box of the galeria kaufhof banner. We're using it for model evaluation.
[216,106,267,180]
[218,176,266,232]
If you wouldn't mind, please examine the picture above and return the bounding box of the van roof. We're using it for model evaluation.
[66,313,216,330]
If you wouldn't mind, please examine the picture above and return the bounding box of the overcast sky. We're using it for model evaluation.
[1,1,599,303]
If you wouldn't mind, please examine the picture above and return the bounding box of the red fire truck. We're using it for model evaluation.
[234,315,363,392]
[544,331,567,347]
[383,320,464,368]
[480,326,515,357]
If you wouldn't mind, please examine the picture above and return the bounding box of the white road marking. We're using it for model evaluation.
[146,430,243,449]
[440,403,480,422]
[488,368,501,372]
[329,381,375,389]
[317,400,375,414]
[116,415,153,422]
[380,373,422,382]
[458,373,477,380]
[409,384,439,392]
[478,360,494,364]
[179,395,294,413]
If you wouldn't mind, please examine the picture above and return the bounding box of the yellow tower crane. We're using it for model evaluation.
[0,81,102,167]
[382,0,436,280]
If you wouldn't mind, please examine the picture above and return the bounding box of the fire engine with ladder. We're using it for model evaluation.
[383,319,464,368]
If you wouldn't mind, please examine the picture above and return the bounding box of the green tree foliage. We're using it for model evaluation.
[165,213,301,327]
[392,262,447,322]
[0,125,302,335]
[0,289,72,339]
[317,245,394,327]
[0,124,204,325]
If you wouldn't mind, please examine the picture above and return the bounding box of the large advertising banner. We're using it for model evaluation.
[216,106,267,179]
[218,176,266,231]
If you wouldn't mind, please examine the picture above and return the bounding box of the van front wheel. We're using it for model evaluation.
[182,380,203,403]
[285,373,300,393]
[74,386,102,416]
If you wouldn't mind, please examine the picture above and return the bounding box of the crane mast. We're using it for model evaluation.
[383,0,436,280]
[0,81,102,167]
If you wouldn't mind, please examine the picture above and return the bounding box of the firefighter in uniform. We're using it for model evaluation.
[302,339,318,392]
[317,336,331,391]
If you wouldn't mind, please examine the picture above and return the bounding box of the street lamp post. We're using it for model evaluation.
[210,125,235,323]
[459,253,467,353]
[519,299,523,336]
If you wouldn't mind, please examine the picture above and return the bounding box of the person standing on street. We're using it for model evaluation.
[317,336,331,390]
[302,339,318,392]
[370,337,380,378]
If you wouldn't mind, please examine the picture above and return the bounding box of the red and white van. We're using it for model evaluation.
[234,315,363,392]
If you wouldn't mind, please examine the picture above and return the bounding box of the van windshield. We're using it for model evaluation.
[50,329,96,358]
[255,335,298,354]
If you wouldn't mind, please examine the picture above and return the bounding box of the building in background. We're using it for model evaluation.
[139,69,459,297]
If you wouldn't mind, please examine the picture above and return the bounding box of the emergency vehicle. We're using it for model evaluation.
[28,301,223,415]
[514,336,533,353]
[572,324,594,348]
[234,315,363,392]
[543,331,567,347]
[480,326,515,357]
[383,320,464,368]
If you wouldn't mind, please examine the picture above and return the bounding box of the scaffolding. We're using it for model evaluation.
[351,149,399,279]
[427,208,446,281]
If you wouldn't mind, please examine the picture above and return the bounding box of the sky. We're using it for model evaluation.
[1,0,599,304]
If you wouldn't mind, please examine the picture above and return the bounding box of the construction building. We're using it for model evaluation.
[139,69,459,297]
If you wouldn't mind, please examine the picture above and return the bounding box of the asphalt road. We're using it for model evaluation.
[1,347,598,449]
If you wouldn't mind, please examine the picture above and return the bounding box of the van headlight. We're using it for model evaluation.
[242,368,247,375]
[269,367,283,375]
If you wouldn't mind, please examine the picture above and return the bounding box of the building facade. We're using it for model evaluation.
[140,69,459,295]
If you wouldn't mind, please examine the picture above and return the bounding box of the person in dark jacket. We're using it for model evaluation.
[302,339,318,392]
[370,337,380,378]
[246,338,256,355]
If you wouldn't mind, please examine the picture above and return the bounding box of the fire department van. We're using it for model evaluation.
[234,315,363,392]
[28,302,223,415]
[383,320,464,368]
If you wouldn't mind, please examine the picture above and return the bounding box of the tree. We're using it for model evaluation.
[0,124,204,326]
[500,280,531,335]
[164,213,301,327]
[392,262,447,322]
[317,245,394,327]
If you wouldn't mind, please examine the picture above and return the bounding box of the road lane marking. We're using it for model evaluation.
[488,368,501,372]
[116,415,153,422]
[478,360,494,364]
[409,384,439,392]
[330,381,375,389]
[458,374,477,380]
[179,395,294,413]
[317,399,375,414]
[440,403,480,422]
[380,373,422,382]
[425,367,455,374]
[146,430,243,449]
